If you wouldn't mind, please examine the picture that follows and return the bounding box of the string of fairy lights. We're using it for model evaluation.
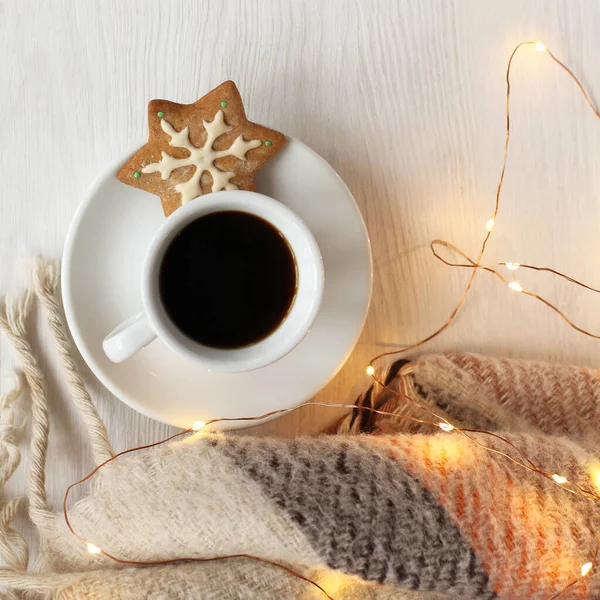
[63,40,600,599]
[367,39,600,599]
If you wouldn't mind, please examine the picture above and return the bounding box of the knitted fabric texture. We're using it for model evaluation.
[0,263,599,599]
[333,353,600,442]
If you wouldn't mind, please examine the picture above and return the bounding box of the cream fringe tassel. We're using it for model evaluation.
[0,260,115,596]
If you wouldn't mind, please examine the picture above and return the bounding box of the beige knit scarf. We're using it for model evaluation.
[0,261,598,599]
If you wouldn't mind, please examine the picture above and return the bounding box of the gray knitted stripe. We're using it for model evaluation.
[212,436,496,599]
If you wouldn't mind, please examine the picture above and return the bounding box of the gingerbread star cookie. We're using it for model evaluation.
[117,81,286,217]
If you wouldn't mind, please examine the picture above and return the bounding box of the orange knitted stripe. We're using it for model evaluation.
[371,434,598,599]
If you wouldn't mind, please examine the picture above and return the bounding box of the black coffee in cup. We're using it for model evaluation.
[159,211,297,349]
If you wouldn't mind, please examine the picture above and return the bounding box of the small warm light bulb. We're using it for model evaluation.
[508,281,523,293]
[581,562,593,577]
[552,474,568,484]
[192,420,206,431]
[439,422,454,432]
[87,543,102,555]
[366,365,375,376]
[535,41,546,52]
[589,467,600,490]
[505,262,520,271]
[485,218,495,232]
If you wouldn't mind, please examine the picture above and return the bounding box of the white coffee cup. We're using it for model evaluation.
[102,191,324,372]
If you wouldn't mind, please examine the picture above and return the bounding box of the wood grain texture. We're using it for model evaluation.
[2,0,600,546]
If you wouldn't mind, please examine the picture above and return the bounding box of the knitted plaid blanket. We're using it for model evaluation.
[0,264,599,599]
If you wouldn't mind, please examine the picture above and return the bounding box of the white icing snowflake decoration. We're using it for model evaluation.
[141,110,261,204]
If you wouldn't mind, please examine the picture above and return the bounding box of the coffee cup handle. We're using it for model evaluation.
[103,312,157,363]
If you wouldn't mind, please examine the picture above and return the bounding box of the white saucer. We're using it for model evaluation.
[62,137,372,429]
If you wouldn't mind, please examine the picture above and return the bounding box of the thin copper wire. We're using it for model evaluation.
[547,539,600,600]
[370,40,600,365]
[63,402,443,600]
[64,393,600,599]
[372,373,600,500]
[546,49,600,120]
[203,401,435,428]
[90,550,336,600]
[63,425,336,597]
[369,41,600,598]
[547,579,580,600]
[369,40,532,365]
[63,393,600,599]
[368,373,600,599]
[432,251,600,295]
[62,42,600,600]
[63,401,444,536]
[431,240,600,339]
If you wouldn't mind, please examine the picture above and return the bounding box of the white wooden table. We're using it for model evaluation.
[2,0,600,524]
